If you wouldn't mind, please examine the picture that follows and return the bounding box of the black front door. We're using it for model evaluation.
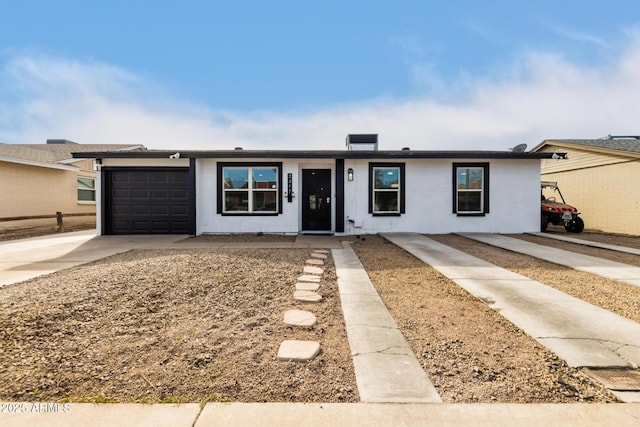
[302,169,332,231]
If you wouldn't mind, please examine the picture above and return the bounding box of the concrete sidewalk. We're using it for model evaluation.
[381,233,640,401]
[460,233,640,288]
[2,402,640,427]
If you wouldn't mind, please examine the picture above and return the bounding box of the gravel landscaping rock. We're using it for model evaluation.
[0,249,357,403]
[1,230,636,404]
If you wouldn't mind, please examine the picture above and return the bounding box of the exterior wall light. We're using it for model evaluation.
[347,168,354,181]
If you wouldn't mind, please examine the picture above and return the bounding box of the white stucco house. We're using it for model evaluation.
[74,135,560,236]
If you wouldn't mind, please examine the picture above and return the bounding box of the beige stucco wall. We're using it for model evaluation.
[540,153,640,235]
[0,160,96,230]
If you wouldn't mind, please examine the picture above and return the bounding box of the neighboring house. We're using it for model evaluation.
[532,136,640,236]
[0,139,144,232]
[75,135,559,236]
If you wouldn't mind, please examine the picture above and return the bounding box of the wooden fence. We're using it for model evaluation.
[0,212,96,232]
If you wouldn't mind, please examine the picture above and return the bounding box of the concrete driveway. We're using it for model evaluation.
[0,231,187,287]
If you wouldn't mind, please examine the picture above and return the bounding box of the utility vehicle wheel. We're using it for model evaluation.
[541,215,549,232]
[565,217,584,233]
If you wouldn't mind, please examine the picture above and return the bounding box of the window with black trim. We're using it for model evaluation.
[217,163,282,215]
[369,163,405,215]
[453,163,489,215]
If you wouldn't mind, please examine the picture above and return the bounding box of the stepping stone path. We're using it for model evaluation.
[298,274,320,283]
[294,290,323,302]
[283,309,317,328]
[295,281,320,291]
[277,340,321,362]
[278,250,332,363]
[303,266,324,275]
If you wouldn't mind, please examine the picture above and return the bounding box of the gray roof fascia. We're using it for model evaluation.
[73,150,560,160]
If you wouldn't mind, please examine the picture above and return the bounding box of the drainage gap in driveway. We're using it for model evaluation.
[583,368,640,391]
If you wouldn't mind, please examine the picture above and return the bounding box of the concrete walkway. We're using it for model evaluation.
[380,233,640,371]
[3,402,640,427]
[529,232,640,256]
[332,242,441,403]
[459,233,640,288]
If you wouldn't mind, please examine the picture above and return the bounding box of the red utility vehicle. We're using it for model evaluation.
[541,181,584,233]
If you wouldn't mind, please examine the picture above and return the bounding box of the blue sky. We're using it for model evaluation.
[1,1,640,150]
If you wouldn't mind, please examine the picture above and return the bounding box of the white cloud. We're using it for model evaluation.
[2,39,640,152]
[543,24,609,48]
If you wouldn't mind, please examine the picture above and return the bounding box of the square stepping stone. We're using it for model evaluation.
[294,290,322,302]
[313,250,330,254]
[277,340,321,361]
[295,282,320,291]
[305,258,324,266]
[311,252,328,259]
[303,266,324,275]
[283,309,317,327]
[298,274,321,283]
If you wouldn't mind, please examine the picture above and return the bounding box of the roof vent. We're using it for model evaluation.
[346,134,378,151]
[401,147,411,151]
[604,135,640,140]
[234,146,243,150]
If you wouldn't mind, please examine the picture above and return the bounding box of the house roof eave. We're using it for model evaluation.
[73,150,561,160]
[0,156,80,171]
[532,139,640,159]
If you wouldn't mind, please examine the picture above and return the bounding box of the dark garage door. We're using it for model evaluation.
[106,169,193,234]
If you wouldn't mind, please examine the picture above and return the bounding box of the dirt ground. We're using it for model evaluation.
[0,230,637,403]
[0,248,358,403]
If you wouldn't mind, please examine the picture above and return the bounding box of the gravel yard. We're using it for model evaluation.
[0,248,358,403]
[0,230,637,404]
